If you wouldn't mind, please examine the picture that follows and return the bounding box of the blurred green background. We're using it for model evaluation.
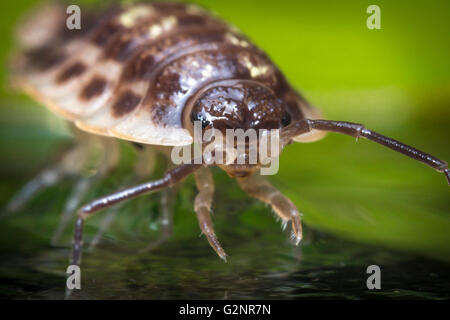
[0,0,449,299]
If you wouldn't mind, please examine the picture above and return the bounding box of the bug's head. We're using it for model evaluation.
[187,80,292,177]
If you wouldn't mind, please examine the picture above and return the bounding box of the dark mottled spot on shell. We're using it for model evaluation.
[152,2,187,12]
[177,15,206,26]
[123,53,155,81]
[28,49,67,71]
[56,62,86,83]
[155,73,182,95]
[112,90,141,117]
[92,22,123,46]
[80,76,107,100]
[103,35,131,61]
[188,29,228,44]
[112,39,134,61]
[151,103,175,126]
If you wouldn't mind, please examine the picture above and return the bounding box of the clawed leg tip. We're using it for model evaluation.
[218,253,227,263]
[214,246,227,262]
[290,232,302,246]
[444,169,450,186]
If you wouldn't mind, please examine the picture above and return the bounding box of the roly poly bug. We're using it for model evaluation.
[8,1,449,268]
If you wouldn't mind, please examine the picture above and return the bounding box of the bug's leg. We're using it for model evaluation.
[89,147,159,251]
[3,129,93,215]
[4,168,71,214]
[71,163,202,268]
[139,187,176,253]
[282,119,450,184]
[237,174,303,245]
[51,137,120,246]
[51,176,95,246]
[194,167,226,261]
[139,147,179,253]
[86,202,121,252]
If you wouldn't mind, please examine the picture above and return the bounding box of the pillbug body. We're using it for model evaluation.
[8,2,449,267]
[13,2,323,147]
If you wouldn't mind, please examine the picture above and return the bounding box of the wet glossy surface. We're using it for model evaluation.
[0,169,449,300]
[1,226,449,299]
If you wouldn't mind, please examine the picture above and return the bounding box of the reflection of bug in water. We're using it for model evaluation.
[8,2,449,266]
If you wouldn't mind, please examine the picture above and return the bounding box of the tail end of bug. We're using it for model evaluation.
[444,168,450,186]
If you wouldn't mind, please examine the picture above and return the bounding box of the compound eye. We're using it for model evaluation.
[281,111,291,127]
[191,112,211,129]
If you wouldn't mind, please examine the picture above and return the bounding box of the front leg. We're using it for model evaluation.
[71,163,201,268]
[194,167,226,261]
[237,174,303,245]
